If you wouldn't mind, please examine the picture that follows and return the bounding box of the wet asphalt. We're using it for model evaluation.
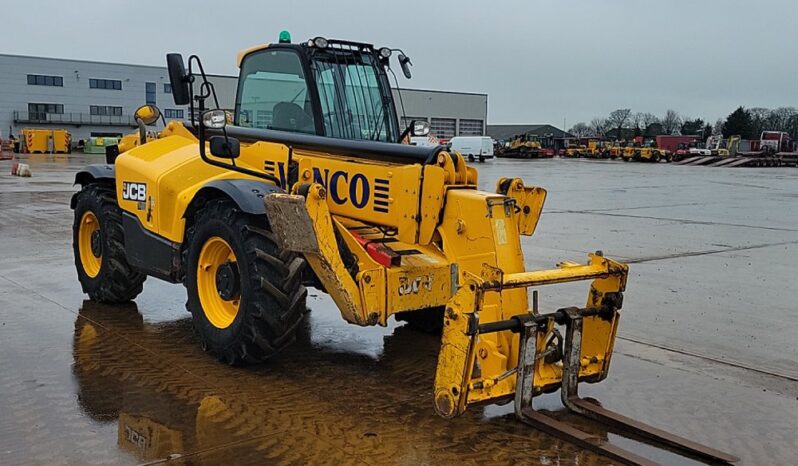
[0,154,796,465]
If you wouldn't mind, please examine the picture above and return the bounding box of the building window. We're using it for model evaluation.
[164,83,172,93]
[89,78,122,90]
[458,119,484,136]
[90,105,123,116]
[255,110,273,128]
[430,118,456,140]
[28,103,64,120]
[27,74,63,87]
[146,82,156,105]
[164,109,184,119]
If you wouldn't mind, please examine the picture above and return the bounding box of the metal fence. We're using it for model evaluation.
[13,111,138,127]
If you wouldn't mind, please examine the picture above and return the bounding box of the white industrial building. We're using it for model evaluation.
[0,53,487,143]
[393,88,488,140]
[0,54,236,142]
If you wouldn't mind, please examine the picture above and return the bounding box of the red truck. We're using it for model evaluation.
[655,135,701,153]
[758,131,791,154]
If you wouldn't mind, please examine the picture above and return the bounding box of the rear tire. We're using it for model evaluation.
[184,198,308,364]
[73,184,146,303]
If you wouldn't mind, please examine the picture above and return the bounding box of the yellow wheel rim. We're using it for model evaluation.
[78,211,102,278]
[197,236,240,329]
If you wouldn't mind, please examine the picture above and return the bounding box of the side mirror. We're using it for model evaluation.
[166,53,191,105]
[411,120,429,136]
[398,53,412,79]
[134,105,161,126]
[209,136,240,159]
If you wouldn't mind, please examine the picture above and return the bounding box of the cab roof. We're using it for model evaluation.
[236,38,379,68]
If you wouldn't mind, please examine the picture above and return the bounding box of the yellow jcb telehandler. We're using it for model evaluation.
[621,142,671,163]
[70,33,736,465]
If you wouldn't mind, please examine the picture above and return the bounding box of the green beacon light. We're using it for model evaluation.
[278,30,291,43]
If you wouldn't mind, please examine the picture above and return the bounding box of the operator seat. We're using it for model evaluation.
[272,102,314,133]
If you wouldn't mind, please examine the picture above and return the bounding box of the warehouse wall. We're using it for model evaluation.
[0,54,237,141]
[392,88,488,140]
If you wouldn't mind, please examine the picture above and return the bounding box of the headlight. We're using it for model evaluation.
[201,109,227,129]
[378,47,392,58]
[313,37,329,49]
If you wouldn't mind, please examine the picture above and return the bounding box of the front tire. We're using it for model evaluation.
[184,199,307,364]
[72,184,146,303]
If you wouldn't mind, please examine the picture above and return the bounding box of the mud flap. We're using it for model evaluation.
[263,193,320,254]
[263,186,371,325]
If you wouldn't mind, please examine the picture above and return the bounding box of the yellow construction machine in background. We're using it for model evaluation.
[621,142,671,163]
[20,128,71,154]
[497,133,543,158]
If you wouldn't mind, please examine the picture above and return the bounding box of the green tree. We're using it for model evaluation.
[702,123,713,139]
[644,122,665,137]
[680,118,705,135]
[722,107,753,138]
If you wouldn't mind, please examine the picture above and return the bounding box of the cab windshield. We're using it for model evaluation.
[311,49,397,142]
[234,47,399,142]
[236,49,316,134]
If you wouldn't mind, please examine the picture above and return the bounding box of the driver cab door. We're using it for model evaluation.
[235,49,319,135]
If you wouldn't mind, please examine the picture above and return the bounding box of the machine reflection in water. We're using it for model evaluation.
[71,300,605,465]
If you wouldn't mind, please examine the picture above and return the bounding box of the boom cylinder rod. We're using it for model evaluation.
[483,264,622,290]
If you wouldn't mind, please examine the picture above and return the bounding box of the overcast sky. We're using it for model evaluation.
[4,0,796,127]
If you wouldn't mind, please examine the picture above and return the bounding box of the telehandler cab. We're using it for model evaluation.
[71,33,736,465]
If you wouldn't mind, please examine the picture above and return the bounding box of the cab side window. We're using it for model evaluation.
[235,50,316,134]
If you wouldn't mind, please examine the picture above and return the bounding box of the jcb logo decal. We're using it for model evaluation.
[122,182,147,201]
[398,275,434,296]
[263,161,389,213]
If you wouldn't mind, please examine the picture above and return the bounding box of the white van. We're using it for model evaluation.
[448,136,494,162]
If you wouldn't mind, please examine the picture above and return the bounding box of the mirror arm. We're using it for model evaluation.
[221,126,236,167]
[136,118,147,145]
[188,53,275,184]
[399,123,413,142]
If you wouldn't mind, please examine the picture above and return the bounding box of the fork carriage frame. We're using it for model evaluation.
[433,252,627,418]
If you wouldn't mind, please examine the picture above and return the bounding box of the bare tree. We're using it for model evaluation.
[629,112,643,131]
[766,107,797,132]
[712,118,724,135]
[748,107,770,137]
[661,109,682,135]
[568,122,590,138]
[607,109,632,139]
[589,117,609,137]
[640,113,659,127]
[787,113,798,139]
